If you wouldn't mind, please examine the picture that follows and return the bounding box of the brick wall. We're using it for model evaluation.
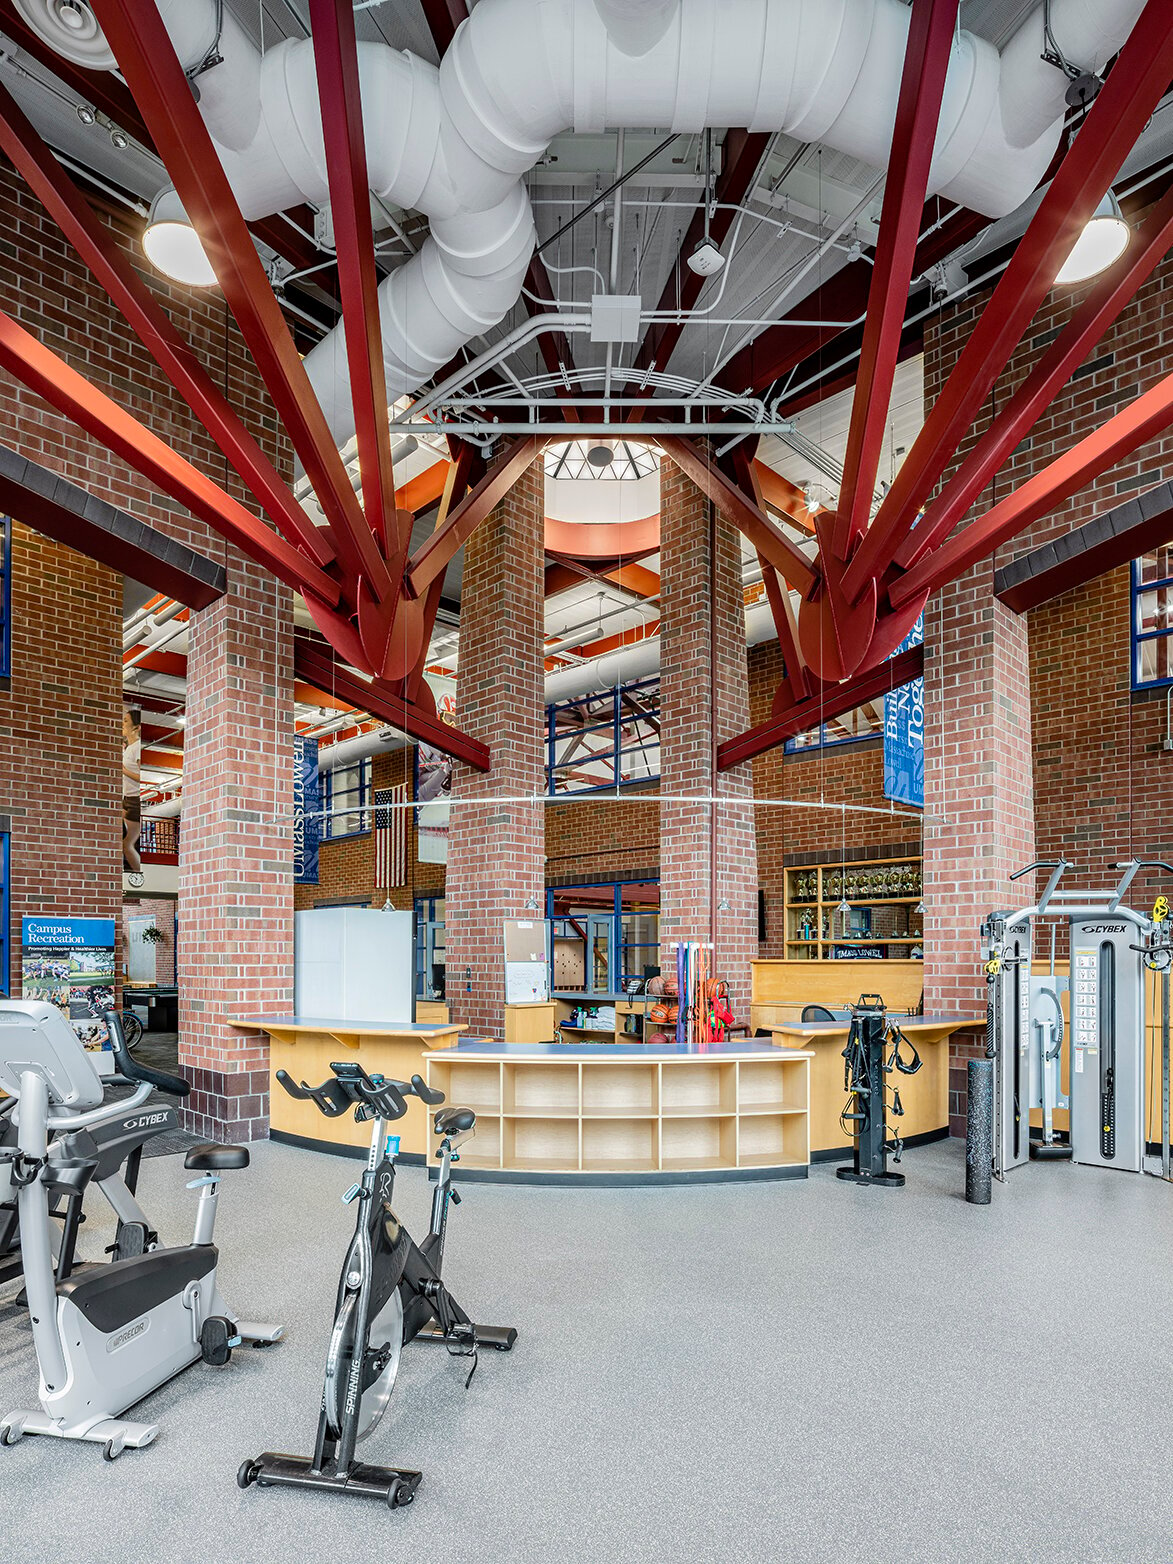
[658,459,758,1015]
[293,747,444,913]
[0,524,121,993]
[445,458,545,1037]
[0,166,293,1130]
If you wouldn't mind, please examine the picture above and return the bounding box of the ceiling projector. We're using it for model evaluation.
[686,238,726,277]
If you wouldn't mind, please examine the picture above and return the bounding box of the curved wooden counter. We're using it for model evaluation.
[769,1014,982,1158]
[423,1040,814,1185]
[233,1015,461,1162]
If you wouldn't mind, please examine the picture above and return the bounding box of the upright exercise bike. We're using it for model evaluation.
[0,1012,195,1294]
[239,1060,516,1509]
[0,1000,282,1458]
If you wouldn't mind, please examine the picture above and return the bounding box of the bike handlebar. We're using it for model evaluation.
[274,1063,446,1122]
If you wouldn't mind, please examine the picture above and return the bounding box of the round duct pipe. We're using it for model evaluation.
[26,0,1146,445]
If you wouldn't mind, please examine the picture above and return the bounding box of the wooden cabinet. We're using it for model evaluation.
[425,1046,813,1181]
[784,856,923,962]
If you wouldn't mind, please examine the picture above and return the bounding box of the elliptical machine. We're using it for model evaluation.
[0,1001,282,1458]
[239,1060,516,1509]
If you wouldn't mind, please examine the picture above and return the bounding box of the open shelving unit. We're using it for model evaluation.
[784,855,924,962]
[425,1049,811,1181]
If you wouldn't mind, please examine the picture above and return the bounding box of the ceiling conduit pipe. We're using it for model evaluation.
[23,0,1147,444]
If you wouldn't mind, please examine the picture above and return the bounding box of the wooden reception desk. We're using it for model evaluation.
[424,1039,814,1185]
[233,1016,460,1162]
[770,1013,982,1158]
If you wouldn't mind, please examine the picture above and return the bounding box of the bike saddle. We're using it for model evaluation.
[434,1107,476,1136]
[184,1144,250,1171]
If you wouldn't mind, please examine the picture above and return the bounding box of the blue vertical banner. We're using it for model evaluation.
[883,616,924,808]
[293,735,320,885]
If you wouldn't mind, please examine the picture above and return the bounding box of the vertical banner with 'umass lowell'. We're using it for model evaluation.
[883,616,924,809]
[293,735,320,885]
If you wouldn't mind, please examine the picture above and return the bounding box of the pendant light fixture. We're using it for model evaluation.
[1054,191,1130,285]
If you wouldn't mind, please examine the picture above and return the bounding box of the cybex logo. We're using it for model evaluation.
[107,1319,148,1353]
[123,1113,172,1130]
[1082,924,1127,934]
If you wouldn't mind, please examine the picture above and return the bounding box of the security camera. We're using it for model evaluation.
[687,238,726,277]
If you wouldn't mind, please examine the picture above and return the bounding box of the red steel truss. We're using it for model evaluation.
[0,0,1169,778]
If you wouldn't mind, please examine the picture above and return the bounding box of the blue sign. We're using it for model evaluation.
[294,735,320,885]
[22,917,115,950]
[883,616,924,809]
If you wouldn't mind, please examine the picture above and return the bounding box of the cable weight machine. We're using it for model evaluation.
[977,858,1173,1185]
[836,994,922,1189]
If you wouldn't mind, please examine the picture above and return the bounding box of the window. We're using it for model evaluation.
[547,880,660,990]
[323,757,371,838]
[546,678,660,795]
[0,515,10,679]
[1132,547,1173,688]
[784,711,883,753]
[414,896,446,1000]
[0,831,8,995]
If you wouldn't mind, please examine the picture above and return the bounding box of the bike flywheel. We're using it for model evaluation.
[323,1287,404,1440]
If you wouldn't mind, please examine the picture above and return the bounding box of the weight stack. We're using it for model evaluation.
[966,1058,993,1205]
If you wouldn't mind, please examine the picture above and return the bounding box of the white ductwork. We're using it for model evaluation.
[317,728,408,773]
[23,0,1147,445]
[543,596,778,705]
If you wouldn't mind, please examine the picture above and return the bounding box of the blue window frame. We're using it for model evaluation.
[546,879,660,989]
[0,831,9,995]
[784,716,880,754]
[1132,548,1173,689]
[546,677,660,795]
[0,515,11,679]
[414,896,446,1000]
[323,757,371,838]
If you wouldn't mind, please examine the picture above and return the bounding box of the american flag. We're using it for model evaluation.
[374,783,408,889]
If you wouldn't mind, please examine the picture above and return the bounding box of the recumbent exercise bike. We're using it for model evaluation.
[239,1060,516,1510]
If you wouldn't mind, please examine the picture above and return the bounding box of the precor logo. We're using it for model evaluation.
[107,1319,148,1353]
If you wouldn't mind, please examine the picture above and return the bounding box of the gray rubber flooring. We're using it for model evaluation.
[1,1136,1171,1563]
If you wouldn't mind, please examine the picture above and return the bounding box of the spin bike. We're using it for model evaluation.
[0,1000,282,1458]
[239,1060,517,1510]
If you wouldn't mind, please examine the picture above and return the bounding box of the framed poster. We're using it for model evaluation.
[22,916,117,1052]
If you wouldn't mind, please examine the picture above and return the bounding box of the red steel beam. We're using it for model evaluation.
[90,0,392,600]
[658,436,817,595]
[732,445,810,703]
[0,78,335,573]
[892,181,1173,576]
[833,0,958,558]
[309,0,400,568]
[404,443,477,704]
[0,307,339,603]
[629,130,772,388]
[891,370,1173,607]
[717,645,924,771]
[295,641,489,771]
[407,435,542,596]
[845,0,1173,599]
[418,0,468,54]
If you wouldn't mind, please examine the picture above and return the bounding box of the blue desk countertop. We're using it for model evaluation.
[234,1015,459,1036]
[438,1038,791,1059]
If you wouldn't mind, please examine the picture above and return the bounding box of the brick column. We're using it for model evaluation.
[923,562,1034,1134]
[177,556,293,1141]
[658,459,758,1017]
[445,458,545,1038]
[0,524,122,991]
